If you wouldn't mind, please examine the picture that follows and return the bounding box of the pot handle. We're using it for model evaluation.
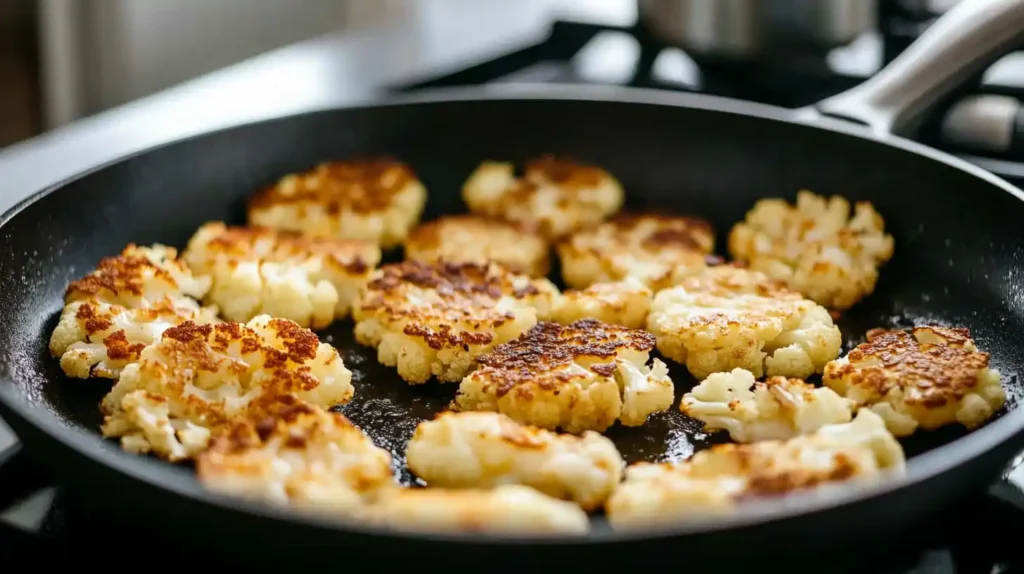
[814,0,1024,137]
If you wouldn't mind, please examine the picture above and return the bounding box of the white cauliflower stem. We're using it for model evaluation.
[455,319,675,433]
[606,409,905,529]
[352,260,559,384]
[823,325,1005,436]
[406,411,623,510]
[183,221,380,329]
[646,265,842,380]
[461,155,624,240]
[100,315,353,461]
[681,368,853,442]
[728,190,894,310]
[247,158,427,249]
[48,244,216,380]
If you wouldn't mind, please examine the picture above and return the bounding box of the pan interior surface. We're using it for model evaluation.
[2,96,1024,536]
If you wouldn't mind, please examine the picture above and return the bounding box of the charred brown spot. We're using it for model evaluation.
[476,319,654,397]
[836,325,990,406]
[164,321,214,343]
[248,157,416,214]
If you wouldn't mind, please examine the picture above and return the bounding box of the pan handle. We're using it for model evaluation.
[814,0,1024,137]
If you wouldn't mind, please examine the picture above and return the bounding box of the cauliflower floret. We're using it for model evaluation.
[247,158,427,249]
[366,485,589,535]
[550,278,653,329]
[404,214,550,277]
[462,156,624,240]
[681,368,853,442]
[48,244,215,380]
[823,326,1005,437]
[646,265,842,380]
[454,319,674,433]
[557,214,716,290]
[728,190,894,310]
[196,396,393,514]
[183,222,381,329]
[100,315,353,461]
[606,409,905,529]
[352,260,559,384]
[406,411,622,510]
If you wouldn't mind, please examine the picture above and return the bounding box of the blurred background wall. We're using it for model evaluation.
[0,0,434,147]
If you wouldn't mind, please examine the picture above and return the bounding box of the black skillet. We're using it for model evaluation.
[2,0,1024,569]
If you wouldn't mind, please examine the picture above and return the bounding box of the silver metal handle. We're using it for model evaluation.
[814,0,1024,137]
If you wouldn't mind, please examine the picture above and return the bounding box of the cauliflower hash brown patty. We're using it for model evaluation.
[823,326,1005,437]
[728,190,894,310]
[461,155,624,240]
[352,260,559,384]
[183,222,380,329]
[682,368,853,443]
[454,319,675,433]
[647,265,842,381]
[49,244,216,380]
[247,158,427,249]
[606,409,904,529]
[406,411,623,510]
[197,396,393,513]
[367,484,589,535]
[550,278,653,330]
[558,213,716,291]
[404,214,550,277]
[100,315,353,461]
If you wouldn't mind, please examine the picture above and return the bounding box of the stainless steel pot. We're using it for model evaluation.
[637,0,877,59]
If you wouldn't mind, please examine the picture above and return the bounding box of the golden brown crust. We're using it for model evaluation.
[368,260,537,299]
[66,244,182,301]
[357,261,553,351]
[476,319,655,397]
[834,326,989,408]
[673,263,795,299]
[196,222,377,274]
[248,158,416,214]
[524,155,606,190]
[405,215,533,251]
[114,320,327,425]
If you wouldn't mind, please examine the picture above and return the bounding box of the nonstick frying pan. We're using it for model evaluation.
[3,0,1024,570]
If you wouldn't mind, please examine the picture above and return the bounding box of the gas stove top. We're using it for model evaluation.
[5,7,1024,571]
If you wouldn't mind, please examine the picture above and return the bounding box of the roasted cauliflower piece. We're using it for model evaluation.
[367,484,589,535]
[461,155,624,240]
[406,411,623,510]
[197,396,393,513]
[646,265,842,381]
[606,409,904,529]
[557,213,715,290]
[183,221,381,329]
[454,319,675,433]
[550,278,653,329]
[823,326,1005,437]
[100,315,354,461]
[681,368,853,442]
[48,244,216,380]
[247,158,427,249]
[352,260,559,384]
[728,190,895,310]
[404,214,550,277]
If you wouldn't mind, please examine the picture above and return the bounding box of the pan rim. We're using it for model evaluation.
[2,83,1024,545]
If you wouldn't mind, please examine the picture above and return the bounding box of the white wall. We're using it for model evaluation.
[39,0,418,127]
